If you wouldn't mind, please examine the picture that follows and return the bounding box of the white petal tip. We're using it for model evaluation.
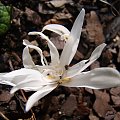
[25,102,32,112]
[25,106,30,112]
[28,32,37,35]
[81,8,85,12]
[10,87,17,94]
[102,43,107,47]
[10,89,15,94]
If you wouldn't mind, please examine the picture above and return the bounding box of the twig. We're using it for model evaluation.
[20,90,36,120]
[0,112,9,120]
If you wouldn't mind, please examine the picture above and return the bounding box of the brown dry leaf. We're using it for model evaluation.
[50,33,65,50]
[85,88,94,94]
[24,7,41,25]
[43,50,50,57]
[90,61,100,70]
[93,90,115,118]
[53,11,72,20]
[94,90,110,103]
[48,96,60,113]
[45,8,72,24]
[12,7,23,26]
[74,50,84,61]
[114,112,120,120]
[101,49,113,66]
[45,19,64,25]
[89,109,99,120]
[85,11,105,45]
[38,3,56,15]
[0,91,13,102]
[60,94,77,116]
[105,16,120,41]
[110,87,120,106]
[110,87,120,96]
[9,100,17,111]
[46,0,73,8]
[114,35,120,63]
[111,96,120,106]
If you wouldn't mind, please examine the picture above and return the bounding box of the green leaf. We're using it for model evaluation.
[0,2,11,35]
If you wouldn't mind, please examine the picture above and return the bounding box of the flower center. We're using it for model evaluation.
[61,34,69,41]
[58,77,71,84]
[43,66,63,81]
[43,65,71,84]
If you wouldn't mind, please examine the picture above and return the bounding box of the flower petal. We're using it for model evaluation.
[10,73,55,93]
[0,73,15,86]
[90,43,106,61]
[42,24,70,35]
[23,46,36,68]
[77,43,106,73]
[62,67,120,89]
[67,43,106,78]
[60,9,85,66]
[64,59,88,77]
[25,84,57,111]
[1,68,44,85]
[28,32,60,66]
[23,46,46,71]
[10,80,46,93]
[23,39,47,66]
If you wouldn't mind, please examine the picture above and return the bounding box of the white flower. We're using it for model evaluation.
[0,8,120,112]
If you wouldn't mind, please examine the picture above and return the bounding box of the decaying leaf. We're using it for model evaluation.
[85,11,105,45]
[46,0,73,8]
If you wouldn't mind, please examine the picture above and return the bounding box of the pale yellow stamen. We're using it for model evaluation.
[47,75,56,80]
[61,34,69,41]
[58,77,71,84]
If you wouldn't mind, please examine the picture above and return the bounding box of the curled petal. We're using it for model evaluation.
[23,46,47,71]
[42,24,70,36]
[60,9,85,66]
[25,84,57,111]
[23,46,36,68]
[62,67,120,89]
[28,32,60,66]
[23,39,47,66]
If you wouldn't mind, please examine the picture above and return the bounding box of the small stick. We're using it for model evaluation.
[20,90,36,120]
[0,112,9,120]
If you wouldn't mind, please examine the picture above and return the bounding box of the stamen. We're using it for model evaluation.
[61,34,69,41]
[58,77,71,84]
[47,75,56,80]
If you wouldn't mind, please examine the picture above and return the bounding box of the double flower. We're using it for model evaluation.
[0,9,120,112]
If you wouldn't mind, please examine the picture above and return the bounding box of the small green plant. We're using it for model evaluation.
[0,2,11,35]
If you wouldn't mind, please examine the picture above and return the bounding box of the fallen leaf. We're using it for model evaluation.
[85,11,105,45]
[60,94,77,116]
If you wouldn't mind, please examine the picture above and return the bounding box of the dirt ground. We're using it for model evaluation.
[0,0,120,120]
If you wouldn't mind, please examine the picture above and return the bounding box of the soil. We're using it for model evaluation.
[0,0,120,120]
